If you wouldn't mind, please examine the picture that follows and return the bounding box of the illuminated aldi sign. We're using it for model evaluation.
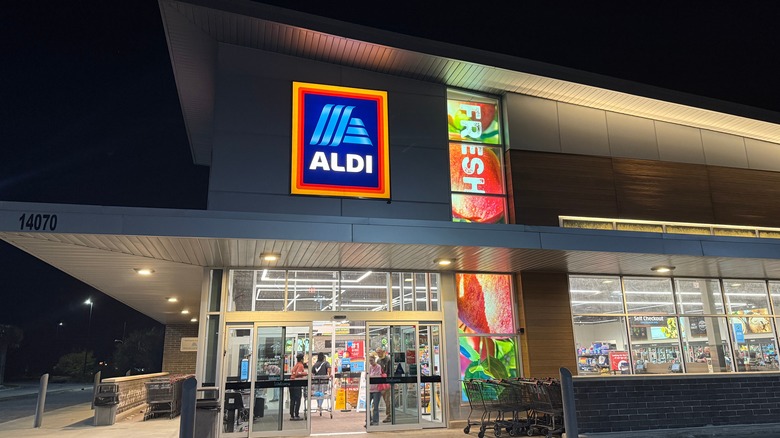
[291,82,390,199]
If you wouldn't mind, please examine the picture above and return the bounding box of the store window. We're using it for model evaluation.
[569,276,623,315]
[628,315,681,374]
[456,273,518,400]
[770,281,780,313]
[570,275,780,375]
[679,316,732,372]
[623,277,675,314]
[338,271,390,311]
[725,280,777,371]
[675,279,724,314]
[227,269,441,312]
[447,89,507,224]
[574,315,629,375]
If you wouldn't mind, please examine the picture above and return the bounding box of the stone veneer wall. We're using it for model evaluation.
[573,373,780,433]
[161,324,198,375]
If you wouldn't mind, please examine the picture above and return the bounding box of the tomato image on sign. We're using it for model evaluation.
[449,144,506,223]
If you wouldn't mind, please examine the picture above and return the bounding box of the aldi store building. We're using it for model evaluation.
[4,0,780,435]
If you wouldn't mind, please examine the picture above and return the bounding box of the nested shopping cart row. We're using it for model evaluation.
[463,378,564,438]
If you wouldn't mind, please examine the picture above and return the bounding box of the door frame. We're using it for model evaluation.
[220,321,313,438]
[364,321,447,432]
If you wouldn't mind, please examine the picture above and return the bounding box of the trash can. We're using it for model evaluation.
[93,383,120,426]
[254,396,264,418]
[195,398,219,438]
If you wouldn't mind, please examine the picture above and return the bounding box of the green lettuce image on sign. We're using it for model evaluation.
[459,336,517,401]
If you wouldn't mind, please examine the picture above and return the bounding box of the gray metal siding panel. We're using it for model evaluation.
[745,138,780,172]
[655,121,706,164]
[557,103,610,156]
[606,112,659,160]
[504,93,561,153]
[702,129,749,168]
[208,43,452,220]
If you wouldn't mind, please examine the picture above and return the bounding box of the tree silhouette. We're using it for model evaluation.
[54,350,95,381]
[113,327,163,375]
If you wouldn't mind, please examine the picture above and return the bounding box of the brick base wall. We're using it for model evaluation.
[574,374,780,433]
[161,324,198,375]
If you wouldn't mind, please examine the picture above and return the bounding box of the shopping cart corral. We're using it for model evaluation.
[144,375,190,420]
[462,378,564,438]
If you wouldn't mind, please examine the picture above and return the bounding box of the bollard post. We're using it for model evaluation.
[33,373,49,428]
[559,367,579,438]
[91,371,101,410]
[179,377,197,438]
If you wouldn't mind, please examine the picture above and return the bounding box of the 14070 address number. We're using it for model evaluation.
[18,213,58,231]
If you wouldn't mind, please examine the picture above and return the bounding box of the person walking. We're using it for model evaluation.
[290,353,307,420]
[312,352,331,412]
[367,353,384,426]
[376,347,392,423]
[264,362,281,402]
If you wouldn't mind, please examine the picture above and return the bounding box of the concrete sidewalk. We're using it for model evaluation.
[0,401,179,438]
[0,399,471,438]
[0,382,470,437]
[3,383,778,438]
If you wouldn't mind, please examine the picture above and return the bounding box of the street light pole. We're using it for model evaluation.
[82,299,93,378]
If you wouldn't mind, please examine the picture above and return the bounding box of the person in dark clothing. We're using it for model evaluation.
[312,352,331,411]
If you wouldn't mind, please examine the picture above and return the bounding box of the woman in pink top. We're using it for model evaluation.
[368,353,383,425]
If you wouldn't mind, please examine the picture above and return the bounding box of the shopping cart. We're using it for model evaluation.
[463,379,492,437]
[481,380,528,437]
[463,379,533,438]
[525,379,564,438]
[311,375,333,418]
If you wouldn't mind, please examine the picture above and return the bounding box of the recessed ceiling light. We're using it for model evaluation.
[260,252,281,262]
[404,278,413,282]
[181,309,190,315]
[651,266,675,273]
[730,283,742,287]
[190,318,198,323]
[134,268,155,276]
[602,280,614,284]
[435,258,453,266]
[166,297,178,303]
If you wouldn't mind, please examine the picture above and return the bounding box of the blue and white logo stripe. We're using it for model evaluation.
[309,104,373,146]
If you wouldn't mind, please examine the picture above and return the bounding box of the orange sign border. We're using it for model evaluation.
[291,82,390,199]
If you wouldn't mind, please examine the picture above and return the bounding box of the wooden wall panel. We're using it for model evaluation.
[518,272,576,379]
[508,151,617,226]
[612,158,715,223]
[709,166,780,228]
[508,150,780,229]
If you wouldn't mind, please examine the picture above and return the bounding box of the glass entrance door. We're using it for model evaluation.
[419,323,443,425]
[366,322,444,431]
[222,323,312,437]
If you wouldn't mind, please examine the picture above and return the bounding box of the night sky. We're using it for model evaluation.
[1,1,779,376]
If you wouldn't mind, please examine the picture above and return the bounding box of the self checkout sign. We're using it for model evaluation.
[291,82,390,198]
